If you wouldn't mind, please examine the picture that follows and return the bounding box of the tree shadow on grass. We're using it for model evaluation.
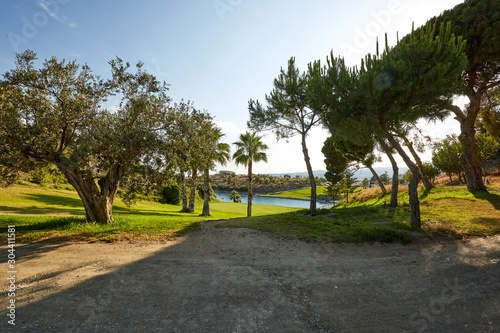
[472,191,500,210]
[469,217,500,233]
[15,216,86,232]
[23,193,84,208]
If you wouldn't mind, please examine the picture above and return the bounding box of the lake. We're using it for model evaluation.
[214,192,335,209]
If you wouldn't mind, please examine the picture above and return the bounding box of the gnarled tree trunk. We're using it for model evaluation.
[201,168,211,216]
[301,133,317,213]
[179,171,189,212]
[386,134,422,228]
[188,167,198,213]
[451,98,487,193]
[56,162,123,224]
[379,140,399,207]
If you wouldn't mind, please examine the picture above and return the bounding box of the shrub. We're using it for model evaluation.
[29,168,52,186]
[162,185,181,205]
[29,165,67,186]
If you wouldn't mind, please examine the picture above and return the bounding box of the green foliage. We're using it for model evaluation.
[362,178,370,189]
[403,170,413,183]
[426,0,500,191]
[423,162,440,181]
[318,23,467,148]
[233,132,268,167]
[326,169,357,201]
[230,190,242,203]
[28,165,67,187]
[475,133,499,164]
[478,87,500,139]
[1,50,171,223]
[0,166,19,187]
[28,167,53,187]
[432,134,463,177]
[162,185,181,205]
[248,57,322,140]
[429,0,500,81]
[375,172,391,185]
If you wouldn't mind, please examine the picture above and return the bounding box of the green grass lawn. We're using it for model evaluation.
[0,183,296,243]
[219,207,415,243]
[219,185,500,242]
[1,183,499,244]
[340,185,500,237]
[265,186,329,199]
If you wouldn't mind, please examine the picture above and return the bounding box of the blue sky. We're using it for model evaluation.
[0,0,464,174]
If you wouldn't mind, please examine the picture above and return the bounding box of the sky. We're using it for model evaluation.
[0,0,465,175]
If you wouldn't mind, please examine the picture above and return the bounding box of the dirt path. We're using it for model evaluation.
[1,221,499,332]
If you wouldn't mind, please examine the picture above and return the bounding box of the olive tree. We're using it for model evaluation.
[0,51,170,224]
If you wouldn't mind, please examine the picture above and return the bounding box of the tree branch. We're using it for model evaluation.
[448,104,466,122]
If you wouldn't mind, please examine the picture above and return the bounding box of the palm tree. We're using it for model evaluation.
[233,132,268,217]
[201,128,231,216]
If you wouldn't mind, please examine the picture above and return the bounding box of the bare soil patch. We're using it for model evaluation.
[1,221,499,332]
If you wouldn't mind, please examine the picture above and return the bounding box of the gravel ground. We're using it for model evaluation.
[1,221,499,332]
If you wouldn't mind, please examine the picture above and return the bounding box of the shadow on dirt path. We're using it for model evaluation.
[1,222,499,332]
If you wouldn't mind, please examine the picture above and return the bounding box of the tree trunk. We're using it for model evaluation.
[368,166,387,195]
[56,162,123,224]
[188,167,198,213]
[452,97,487,193]
[482,167,489,185]
[247,159,253,217]
[202,168,211,216]
[448,173,453,183]
[386,134,421,228]
[380,140,398,207]
[180,171,189,212]
[300,133,317,212]
[403,137,434,190]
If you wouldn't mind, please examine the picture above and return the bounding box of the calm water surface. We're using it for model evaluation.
[214,192,335,209]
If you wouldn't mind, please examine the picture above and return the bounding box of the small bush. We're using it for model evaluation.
[162,185,181,205]
[29,168,52,186]
[29,165,67,186]
[52,184,75,191]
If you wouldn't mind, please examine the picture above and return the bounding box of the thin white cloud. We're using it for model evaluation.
[37,1,79,29]
[37,0,63,22]
[214,120,247,135]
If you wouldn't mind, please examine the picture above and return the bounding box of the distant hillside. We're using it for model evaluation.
[268,170,327,179]
[353,167,409,181]
[211,172,315,194]
[268,167,409,181]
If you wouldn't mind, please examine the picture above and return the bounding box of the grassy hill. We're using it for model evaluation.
[263,186,330,199]
[0,183,296,243]
[2,176,500,244]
